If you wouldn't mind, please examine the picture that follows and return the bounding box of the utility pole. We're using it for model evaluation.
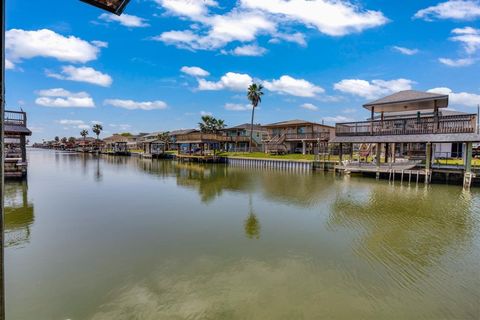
[477,104,479,134]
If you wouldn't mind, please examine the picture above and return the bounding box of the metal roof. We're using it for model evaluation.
[363,90,449,113]
[5,125,32,135]
[263,119,333,128]
[223,123,266,131]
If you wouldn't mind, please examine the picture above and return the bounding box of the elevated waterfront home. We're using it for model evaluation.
[221,123,267,152]
[4,110,32,178]
[331,90,480,187]
[168,129,197,151]
[262,119,334,154]
[175,130,230,157]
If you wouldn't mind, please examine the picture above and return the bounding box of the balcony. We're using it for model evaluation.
[176,133,250,143]
[335,114,477,137]
[263,132,330,141]
[284,132,330,141]
[5,111,27,127]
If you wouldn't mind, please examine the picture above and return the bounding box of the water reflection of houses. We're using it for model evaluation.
[4,110,32,178]
[4,181,34,247]
[329,185,473,279]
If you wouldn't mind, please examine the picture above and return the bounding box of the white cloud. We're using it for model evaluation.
[99,13,149,27]
[197,72,253,91]
[269,32,307,46]
[6,29,100,64]
[439,27,480,67]
[323,115,354,123]
[300,103,318,111]
[428,87,480,107]
[5,59,14,70]
[156,0,218,19]
[154,0,386,52]
[200,111,213,116]
[263,75,324,97]
[240,0,388,36]
[46,65,113,87]
[180,66,210,77]
[392,46,419,55]
[414,0,480,21]
[154,11,276,50]
[104,99,168,110]
[230,44,267,56]
[450,26,480,54]
[334,78,414,100]
[438,57,475,66]
[56,119,94,131]
[35,88,95,108]
[57,119,85,126]
[91,40,108,48]
[224,103,252,111]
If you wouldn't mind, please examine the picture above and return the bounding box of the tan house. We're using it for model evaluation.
[263,119,334,154]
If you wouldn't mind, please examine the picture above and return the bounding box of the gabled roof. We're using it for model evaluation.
[169,129,197,136]
[263,119,333,128]
[363,90,449,112]
[223,123,266,131]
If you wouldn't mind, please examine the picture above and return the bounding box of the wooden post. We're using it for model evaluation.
[350,143,354,160]
[376,143,381,167]
[302,140,306,155]
[464,142,473,188]
[339,143,343,163]
[465,142,473,171]
[385,143,389,163]
[425,142,431,184]
[391,143,396,163]
[370,107,375,135]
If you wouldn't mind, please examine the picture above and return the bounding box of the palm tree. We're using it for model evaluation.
[92,123,103,141]
[80,129,88,140]
[198,115,226,133]
[247,83,264,152]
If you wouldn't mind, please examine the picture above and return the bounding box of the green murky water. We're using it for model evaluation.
[5,150,480,319]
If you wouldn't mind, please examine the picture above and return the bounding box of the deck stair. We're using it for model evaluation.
[266,134,287,154]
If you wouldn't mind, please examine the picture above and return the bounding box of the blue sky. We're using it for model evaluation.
[5,0,480,142]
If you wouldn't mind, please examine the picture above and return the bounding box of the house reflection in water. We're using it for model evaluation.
[4,181,34,248]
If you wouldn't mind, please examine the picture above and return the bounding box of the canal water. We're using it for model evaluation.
[6,150,480,319]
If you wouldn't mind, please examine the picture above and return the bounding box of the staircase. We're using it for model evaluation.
[266,134,287,154]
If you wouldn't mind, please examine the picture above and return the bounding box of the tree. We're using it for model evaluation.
[80,129,89,141]
[247,83,264,152]
[92,123,103,141]
[198,115,226,133]
[157,131,171,150]
[54,136,60,143]
[68,137,76,144]
[61,137,67,144]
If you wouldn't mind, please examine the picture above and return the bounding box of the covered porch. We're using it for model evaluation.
[331,90,480,187]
